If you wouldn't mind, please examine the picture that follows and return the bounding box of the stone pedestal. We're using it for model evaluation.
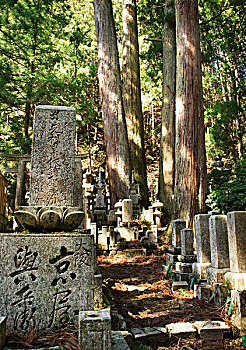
[225,272,246,291]
[0,233,95,333]
[230,290,246,330]
[79,309,111,350]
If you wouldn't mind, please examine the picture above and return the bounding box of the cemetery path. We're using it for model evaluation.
[98,247,244,350]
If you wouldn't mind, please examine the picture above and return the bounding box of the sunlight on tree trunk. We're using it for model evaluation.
[94,0,132,207]
[158,0,176,217]
[174,0,207,226]
[122,0,149,207]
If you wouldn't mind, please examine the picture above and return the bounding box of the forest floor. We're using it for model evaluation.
[98,238,245,350]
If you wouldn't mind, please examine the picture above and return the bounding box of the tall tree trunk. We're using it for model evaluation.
[174,0,207,226]
[158,0,176,217]
[122,0,149,207]
[93,0,132,207]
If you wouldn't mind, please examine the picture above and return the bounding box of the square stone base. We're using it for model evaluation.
[224,272,246,291]
[230,290,246,330]
[0,233,95,333]
[79,309,111,350]
[207,267,230,283]
[192,262,211,279]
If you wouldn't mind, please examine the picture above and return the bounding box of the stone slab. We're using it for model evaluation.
[143,327,168,345]
[193,320,230,340]
[195,214,211,264]
[192,262,211,280]
[214,282,228,307]
[0,317,6,350]
[30,105,76,207]
[209,215,230,269]
[181,229,194,256]
[172,281,189,291]
[166,322,196,339]
[179,254,197,263]
[196,283,212,300]
[172,219,186,247]
[0,234,95,333]
[167,246,181,254]
[79,309,111,350]
[225,272,246,291]
[131,327,145,339]
[207,267,230,283]
[227,211,246,273]
[179,263,193,274]
[111,331,131,350]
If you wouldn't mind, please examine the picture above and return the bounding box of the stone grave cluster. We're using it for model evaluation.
[82,168,164,254]
[164,211,246,331]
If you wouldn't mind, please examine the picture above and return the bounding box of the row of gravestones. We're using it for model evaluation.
[165,211,246,330]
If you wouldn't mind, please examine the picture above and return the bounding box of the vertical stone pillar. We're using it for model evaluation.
[79,309,111,350]
[30,105,76,206]
[210,215,230,269]
[207,215,230,282]
[172,219,186,247]
[122,199,133,223]
[227,211,246,272]
[15,160,25,210]
[195,214,211,263]
[193,214,212,279]
[181,228,194,255]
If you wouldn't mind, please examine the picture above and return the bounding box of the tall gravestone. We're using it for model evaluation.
[192,214,212,279]
[0,106,98,334]
[15,106,83,231]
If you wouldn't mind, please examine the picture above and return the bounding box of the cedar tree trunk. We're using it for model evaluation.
[122,0,149,207]
[158,0,176,217]
[93,0,132,207]
[174,0,207,226]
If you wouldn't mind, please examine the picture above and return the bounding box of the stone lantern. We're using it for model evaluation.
[152,200,164,228]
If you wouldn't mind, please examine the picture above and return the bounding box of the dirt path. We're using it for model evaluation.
[98,252,244,350]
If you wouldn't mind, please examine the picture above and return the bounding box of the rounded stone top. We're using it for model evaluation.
[152,201,164,208]
[36,105,76,111]
[114,201,123,208]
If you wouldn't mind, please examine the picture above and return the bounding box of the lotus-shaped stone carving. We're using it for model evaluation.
[15,206,84,232]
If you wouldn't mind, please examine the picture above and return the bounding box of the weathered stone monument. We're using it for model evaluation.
[206,215,230,283]
[15,106,83,231]
[0,106,109,341]
[192,214,212,279]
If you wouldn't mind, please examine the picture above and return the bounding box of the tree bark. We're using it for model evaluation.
[93,0,132,207]
[174,0,207,226]
[158,0,176,217]
[122,0,149,207]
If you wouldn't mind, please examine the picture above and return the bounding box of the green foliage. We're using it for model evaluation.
[133,342,150,350]
[207,156,246,213]
[0,0,99,153]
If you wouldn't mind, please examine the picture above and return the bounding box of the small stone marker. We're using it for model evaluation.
[166,322,196,339]
[111,331,131,350]
[122,199,133,223]
[0,317,6,350]
[172,281,189,291]
[79,309,111,350]
[181,229,194,256]
[227,211,246,272]
[193,320,230,340]
[172,219,186,247]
